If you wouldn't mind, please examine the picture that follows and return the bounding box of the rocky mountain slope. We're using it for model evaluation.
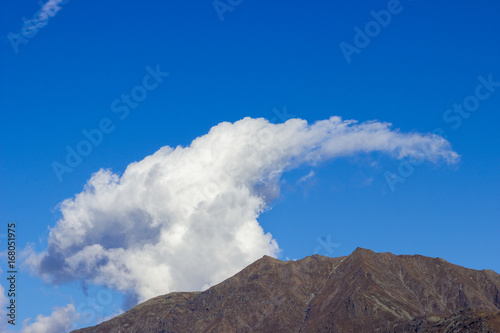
[73,248,500,332]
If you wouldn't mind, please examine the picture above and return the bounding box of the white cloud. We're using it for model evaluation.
[27,116,458,304]
[22,304,79,333]
[0,268,9,330]
[297,170,315,184]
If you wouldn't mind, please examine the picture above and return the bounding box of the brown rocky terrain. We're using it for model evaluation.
[72,248,500,332]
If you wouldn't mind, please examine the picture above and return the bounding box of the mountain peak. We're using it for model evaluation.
[351,246,376,255]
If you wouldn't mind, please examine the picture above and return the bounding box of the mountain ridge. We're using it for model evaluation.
[72,248,500,332]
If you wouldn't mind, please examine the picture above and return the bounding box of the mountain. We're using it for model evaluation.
[72,248,500,332]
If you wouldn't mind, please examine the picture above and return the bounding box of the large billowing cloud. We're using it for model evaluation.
[28,117,458,303]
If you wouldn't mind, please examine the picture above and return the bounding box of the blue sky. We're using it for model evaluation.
[1,0,499,332]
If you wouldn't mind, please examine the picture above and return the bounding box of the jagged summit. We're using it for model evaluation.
[73,248,500,333]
